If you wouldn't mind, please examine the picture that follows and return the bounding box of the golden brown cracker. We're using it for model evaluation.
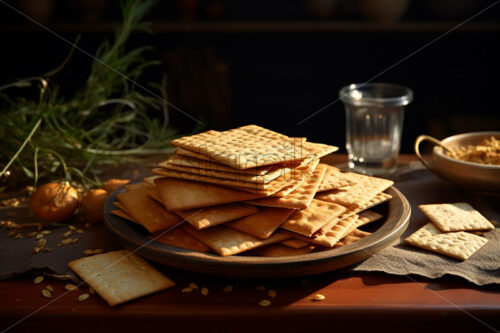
[280,199,347,237]
[246,163,327,209]
[174,203,258,230]
[68,250,175,306]
[226,207,295,239]
[155,178,268,210]
[315,173,393,208]
[116,188,182,233]
[418,202,495,232]
[405,223,488,260]
[183,224,291,256]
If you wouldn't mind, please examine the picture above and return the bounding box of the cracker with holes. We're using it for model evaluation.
[68,250,175,306]
[155,178,268,210]
[405,223,488,260]
[294,214,360,247]
[418,202,495,232]
[226,207,295,239]
[183,224,291,256]
[246,163,327,209]
[280,199,347,237]
[315,172,393,208]
[116,187,182,233]
[174,203,258,230]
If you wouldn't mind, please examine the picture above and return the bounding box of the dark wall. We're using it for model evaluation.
[0,0,499,153]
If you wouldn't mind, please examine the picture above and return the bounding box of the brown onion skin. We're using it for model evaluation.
[29,182,79,222]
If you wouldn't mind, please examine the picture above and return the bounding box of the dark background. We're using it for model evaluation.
[0,0,499,153]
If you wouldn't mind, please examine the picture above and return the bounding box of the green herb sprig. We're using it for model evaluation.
[0,0,191,189]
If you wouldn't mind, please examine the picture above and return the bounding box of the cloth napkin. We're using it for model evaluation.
[353,169,500,285]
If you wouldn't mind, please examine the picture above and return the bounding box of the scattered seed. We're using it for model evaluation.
[46,285,54,292]
[189,282,199,290]
[27,231,37,238]
[78,293,90,302]
[65,284,78,291]
[35,233,44,240]
[37,238,46,248]
[84,223,91,228]
[61,238,72,245]
[43,247,52,252]
[33,247,41,254]
[68,225,76,231]
[14,233,23,239]
[72,237,79,244]
[7,230,16,237]
[76,229,84,234]
[181,287,193,293]
[41,289,52,298]
[41,230,51,235]
[201,287,209,296]
[259,299,271,307]
[256,285,266,291]
[268,289,277,298]
[56,242,62,247]
[222,285,233,292]
[93,248,103,254]
[312,294,325,301]
[88,287,95,294]
[34,276,44,284]
[63,230,72,237]
[83,249,94,255]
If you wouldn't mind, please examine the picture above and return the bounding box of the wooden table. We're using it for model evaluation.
[1,155,499,333]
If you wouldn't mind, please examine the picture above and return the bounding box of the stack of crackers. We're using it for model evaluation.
[111,125,395,257]
[405,202,494,260]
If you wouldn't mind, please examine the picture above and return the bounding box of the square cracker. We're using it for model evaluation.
[155,178,268,210]
[116,188,182,233]
[170,128,307,169]
[171,127,337,169]
[334,229,372,248]
[246,163,327,209]
[183,224,291,256]
[418,202,495,232]
[293,214,360,247]
[315,172,393,208]
[151,167,292,191]
[405,223,488,260]
[315,192,391,236]
[158,161,284,184]
[174,203,258,230]
[68,250,175,306]
[149,227,211,252]
[316,166,356,192]
[164,154,272,176]
[226,207,295,239]
[280,199,347,237]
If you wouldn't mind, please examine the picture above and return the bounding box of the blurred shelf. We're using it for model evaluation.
[2,20,500,34]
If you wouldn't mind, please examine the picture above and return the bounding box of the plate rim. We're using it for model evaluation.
[103,183,411,277]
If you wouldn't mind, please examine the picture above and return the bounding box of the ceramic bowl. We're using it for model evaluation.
[415,132,500,194]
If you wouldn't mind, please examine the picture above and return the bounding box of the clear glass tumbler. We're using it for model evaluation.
[339,83,413,176]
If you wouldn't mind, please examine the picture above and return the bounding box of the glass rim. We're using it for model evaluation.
[339,83,413,107]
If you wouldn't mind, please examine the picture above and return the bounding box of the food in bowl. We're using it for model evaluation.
[445,136,500,165]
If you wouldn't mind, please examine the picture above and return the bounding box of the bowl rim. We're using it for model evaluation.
[433,131,500,169]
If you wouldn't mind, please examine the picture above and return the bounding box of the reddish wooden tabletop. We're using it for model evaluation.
[1,155,499,333]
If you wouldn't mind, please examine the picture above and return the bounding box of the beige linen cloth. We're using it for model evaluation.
[353,169,500,285]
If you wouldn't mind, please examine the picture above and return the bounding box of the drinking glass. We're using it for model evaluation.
[339,83,413,176]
